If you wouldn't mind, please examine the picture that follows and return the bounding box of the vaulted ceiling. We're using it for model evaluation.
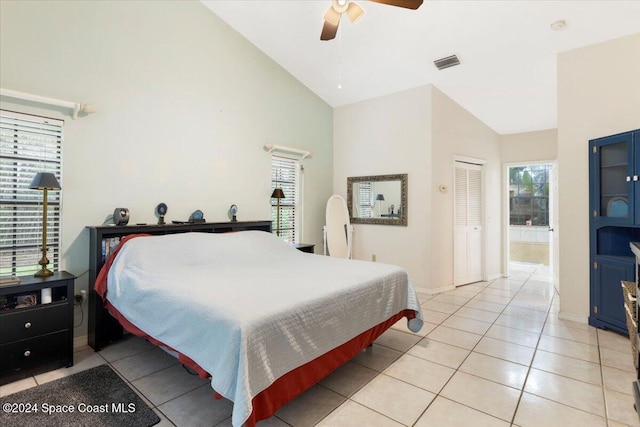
[202,1,640,135]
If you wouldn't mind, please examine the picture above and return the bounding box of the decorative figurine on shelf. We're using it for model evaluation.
[156,203,167,225]
[228,204,238,222]
[189,209,205,223]
[390,204,395,215]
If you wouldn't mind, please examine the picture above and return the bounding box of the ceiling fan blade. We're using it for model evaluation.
[367,0,423,9]
[321,19,339,41]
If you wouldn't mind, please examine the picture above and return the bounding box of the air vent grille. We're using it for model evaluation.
[434,55,461,70]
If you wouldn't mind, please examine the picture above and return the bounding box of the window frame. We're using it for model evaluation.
[0,110,63,277]
[270,154,302,244]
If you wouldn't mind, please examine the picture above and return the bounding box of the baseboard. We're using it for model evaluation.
[74,335,88,350]
[487,273,502,281]
[558,311,588,324]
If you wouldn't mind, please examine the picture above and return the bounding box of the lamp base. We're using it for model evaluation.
[34,267,54,278]
[34,251,52,277]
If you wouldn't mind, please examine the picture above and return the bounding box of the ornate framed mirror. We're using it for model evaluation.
[347,174,408,226]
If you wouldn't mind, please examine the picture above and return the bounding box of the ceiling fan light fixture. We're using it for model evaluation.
[332,0,350,14]
[324,7,341,26]
[346,2,365,23]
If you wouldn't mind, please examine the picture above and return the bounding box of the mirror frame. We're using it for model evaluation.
[347,174,408,226]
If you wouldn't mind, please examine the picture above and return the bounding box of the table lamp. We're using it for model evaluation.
[29,172,61,277]
[271,188,285,236]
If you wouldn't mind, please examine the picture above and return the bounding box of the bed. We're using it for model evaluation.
[91,225,422,427]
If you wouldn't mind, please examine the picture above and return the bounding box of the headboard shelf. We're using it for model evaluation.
[87,220,272,350]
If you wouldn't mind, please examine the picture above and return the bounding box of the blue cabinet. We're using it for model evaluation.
[589,130,640,334]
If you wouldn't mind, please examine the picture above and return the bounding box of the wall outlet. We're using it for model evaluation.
[74,289,87,306]
[371,254,376,262]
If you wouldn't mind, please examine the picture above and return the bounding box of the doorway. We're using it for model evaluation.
[454,160,484,286]
[505,162,558,285]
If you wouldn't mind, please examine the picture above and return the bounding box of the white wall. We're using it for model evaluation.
[501,129,557,163]
[333,85,501,290]
[431,87,502,287]
[0,1,333,340]
[333,86,432,287]
[557,33,640,321]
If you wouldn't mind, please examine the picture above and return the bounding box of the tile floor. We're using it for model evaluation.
[2,263,640,427]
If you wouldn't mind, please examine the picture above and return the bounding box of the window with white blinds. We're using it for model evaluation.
[0,110,63,277]
[358,182,373,218]
[271,155,300,244]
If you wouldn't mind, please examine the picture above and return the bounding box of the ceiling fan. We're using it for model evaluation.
[321,0,423,41]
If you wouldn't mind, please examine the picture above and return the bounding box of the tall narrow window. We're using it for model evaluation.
[271,155,300,244]
[0,110,63,277]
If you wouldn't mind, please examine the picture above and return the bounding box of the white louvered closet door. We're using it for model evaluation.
[454,161,483,286]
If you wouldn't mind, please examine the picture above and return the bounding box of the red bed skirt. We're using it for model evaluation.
[95,235,417,425]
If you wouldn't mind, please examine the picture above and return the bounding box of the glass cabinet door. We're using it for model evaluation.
[592,133,634,224]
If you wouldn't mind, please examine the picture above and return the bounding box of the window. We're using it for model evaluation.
[0,110,63,277]
[357,181,373,218]
[509,165,550,226]
[271,155,300,244]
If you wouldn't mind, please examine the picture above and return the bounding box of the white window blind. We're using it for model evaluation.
[0,110,63,277]
[271,155,299,244]
[358,182,373,218]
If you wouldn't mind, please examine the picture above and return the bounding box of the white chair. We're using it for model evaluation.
[323,195,353,258]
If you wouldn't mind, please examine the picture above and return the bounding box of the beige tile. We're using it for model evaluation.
[444,288,480,298]
[132,364,208,405]
[0,376,37,397]
[602,366,637,396]
[524,368,605,416]
[390,318,432,336]
[428,325,483,350]
[214,415,288,427]
[420,309,452,324]
[153,408,181,427]
[513,392,607,427]
[316,400,403,427]
[112,346,178,381]
[408,338,471,369]
[532,349,602,385]
[351,344,403,372]
[545,313,593,331]
[454,306,501,323]
[604,388,640,427]
[601,347,636,373]
[502,305,548,322]
[98,335,156,362]
[598,329,633,353]
[441,315,493,335]
[431,293,471,306]
[508,299,550,312]
[374,328,421,352]
[158,384,232,427]
[474,336,536,366]
[537,335,600,363]
[415,396,509,427]
[481,288,518,298]
[318,361,378,397]
[485,324,540,348]
[494,313,544,334]
[440,371,520,422]
[464,299,507,313]
[421,300,461,315]
[383,353,455,394]
[275,384,345,427]
[351,374,435,425]
[473,293,513,305]
[542,323,598,346]
[459,352,528,389]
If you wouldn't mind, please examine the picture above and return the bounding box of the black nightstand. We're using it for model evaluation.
[0,271,75,385]
[293,243,315,254]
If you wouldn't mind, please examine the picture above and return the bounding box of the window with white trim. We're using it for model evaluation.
[0,110,63,277]
[358,181,373,218]
[271,155,300,244]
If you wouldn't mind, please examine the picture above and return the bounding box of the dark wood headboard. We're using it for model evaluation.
[87,220,272,351]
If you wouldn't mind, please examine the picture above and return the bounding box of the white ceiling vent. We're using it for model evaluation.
[434,55,461,70]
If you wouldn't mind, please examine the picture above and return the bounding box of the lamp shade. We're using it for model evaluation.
[29,172,61,190]
[375,194,385,201]
[271,188,285,199]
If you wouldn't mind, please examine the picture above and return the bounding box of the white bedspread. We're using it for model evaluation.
[106,231,422,427]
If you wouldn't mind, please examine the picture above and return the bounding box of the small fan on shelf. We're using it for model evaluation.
[321,0,423,41]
